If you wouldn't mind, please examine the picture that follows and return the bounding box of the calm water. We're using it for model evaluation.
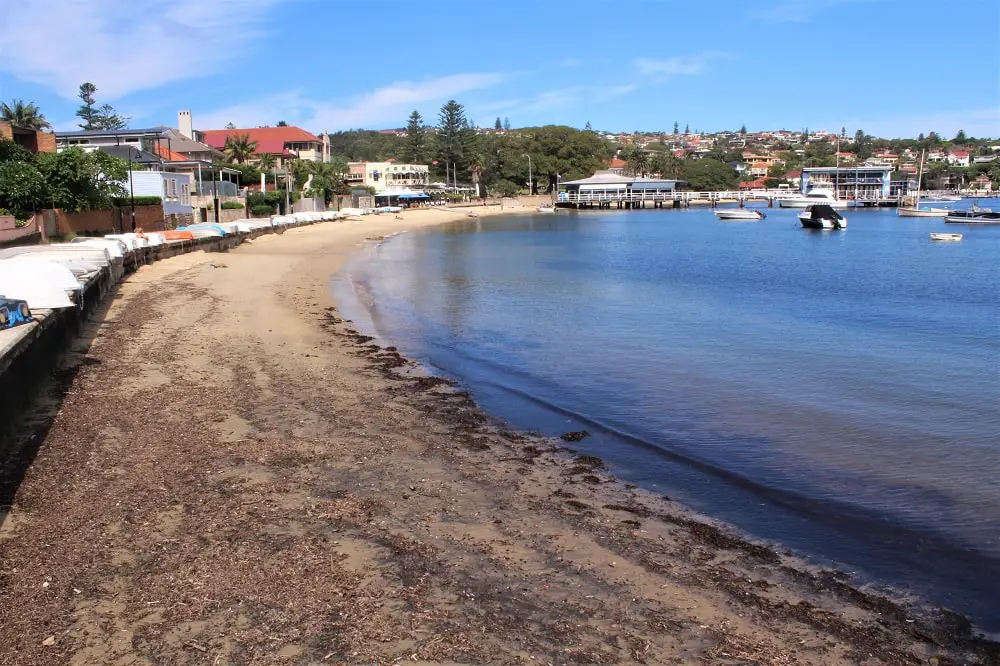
[333,201,1000,630]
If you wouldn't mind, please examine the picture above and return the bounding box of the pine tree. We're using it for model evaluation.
[225,122,236,130]
[955,129,967,143]
[437,100,471,180]
[739,124,746,135]
[585,121,592,132]
[277,120,288,127]
[402,110,428,164]
[495,117,502,131]
[917,132,925,142]
[76,82,99,130]
[673,121,679,135]
[503,117,511,131]
[684,124,689,134]
[841,126,846,137]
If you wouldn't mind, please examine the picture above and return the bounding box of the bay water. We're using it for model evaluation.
[332,201,1000,630]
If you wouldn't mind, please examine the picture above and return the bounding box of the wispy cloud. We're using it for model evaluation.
[635,52,730,78]
[752,0,884,23]
[0,0,284,99]
[195,72,509,131]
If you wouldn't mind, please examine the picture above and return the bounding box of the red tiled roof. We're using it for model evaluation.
[608,157,627,168]
[739,178,767,189]
[783,170,802,179]
[200,126,322,155]
[951,151,969,157]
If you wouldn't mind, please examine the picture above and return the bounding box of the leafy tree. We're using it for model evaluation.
[257,153,277,170]
[620,145,651,176]
[35,148,128,211]
[927,131,941,145]
[401,110,428,164]
[679,159,738,190]
[1,99,50,130]
[277,120,288,127]
[955,129,967,143]
[225,122,236,130]
[854,129,873,160]
[585,121,592,132]
[0,160,47,219]
[917,132,925,142]
[651,152,684,178]
[495,117,502,131]
[97,103,127,130]
[503,117,511,131]
[673,121,679,135]
[224,133,258,163]
[0,138,34,164]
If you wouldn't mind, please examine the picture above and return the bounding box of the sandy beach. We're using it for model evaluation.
[0,205,996,665]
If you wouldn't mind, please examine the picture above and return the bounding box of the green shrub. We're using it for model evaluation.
[250,204,274,217]
[221,201,245,209]
[112,196,162,206]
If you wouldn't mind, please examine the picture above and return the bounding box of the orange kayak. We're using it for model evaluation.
[161,230,196,241]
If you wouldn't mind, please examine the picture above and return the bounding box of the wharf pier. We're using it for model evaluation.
[557,189,903,209]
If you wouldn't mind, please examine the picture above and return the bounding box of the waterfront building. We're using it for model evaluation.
[800,165,901,202]
[201,125,327,166]
[560,170,683,204]
[345,161,430,192]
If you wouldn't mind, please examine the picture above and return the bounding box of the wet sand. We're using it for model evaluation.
[0,207,997,665]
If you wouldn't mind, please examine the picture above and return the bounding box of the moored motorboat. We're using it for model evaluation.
[929,233,963,242]
[798,204,847,229]
[715,208,766,220]
[944,207,1000,224]
[779,188,849,209]
[537,204,555,214]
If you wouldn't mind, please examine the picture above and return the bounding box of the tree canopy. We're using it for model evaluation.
[1,99,50,130]
[75,82,127,131]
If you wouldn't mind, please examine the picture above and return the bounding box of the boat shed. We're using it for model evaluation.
[801,166,896,203]
[559,170,684,207]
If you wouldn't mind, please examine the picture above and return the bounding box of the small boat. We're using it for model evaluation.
[779,188,849,209]
[897,207,949,217]
[715,209,766,220]
[537,204,556,214]
[929,233,963,242]
[923,195,962,203]
[798,204,847,229]
[944,206,1000,224]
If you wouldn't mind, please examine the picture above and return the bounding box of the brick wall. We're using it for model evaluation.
[0,215,40,245]
[53,205,164,235]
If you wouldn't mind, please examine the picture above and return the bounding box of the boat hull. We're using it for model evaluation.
[944,213,1000,224]
[779,198,849,209]
[897,208,949,218]
[715,210,764,220]
[929,233,963,241]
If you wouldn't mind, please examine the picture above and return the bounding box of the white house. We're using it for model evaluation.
[947,151,970,167]
[345,161,430,192]
[127,171,192,215]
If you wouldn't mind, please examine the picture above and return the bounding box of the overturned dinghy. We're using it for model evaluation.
[0,261,79,309]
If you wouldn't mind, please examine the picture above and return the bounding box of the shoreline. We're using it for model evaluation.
[0,210,997,664]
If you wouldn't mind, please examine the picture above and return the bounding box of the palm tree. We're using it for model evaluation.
[1,99,51,130]
[257,153,277,170]
[223,133,258,164]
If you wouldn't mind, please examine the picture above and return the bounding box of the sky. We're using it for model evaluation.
[0,0,997,139]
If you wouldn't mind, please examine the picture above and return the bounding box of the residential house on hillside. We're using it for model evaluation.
[607,157,628,175]
[201,126,329,166]
[947,151,970,167]
[55,127,166,153]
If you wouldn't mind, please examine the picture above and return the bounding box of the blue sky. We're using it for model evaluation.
[1,0,997,138]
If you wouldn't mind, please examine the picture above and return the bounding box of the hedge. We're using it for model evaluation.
[250,204,274,217]
[112,196,162,206]
[221,201,245,209]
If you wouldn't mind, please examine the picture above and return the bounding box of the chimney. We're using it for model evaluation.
[178,110,193,139]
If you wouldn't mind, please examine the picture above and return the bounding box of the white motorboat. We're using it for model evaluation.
[778,188,848,209]
[537,204,556,214]
[798,204,847,229]
[897,207,949,217]
[922,195,962,203]
[715,209,766,220]
[929,233,963,242]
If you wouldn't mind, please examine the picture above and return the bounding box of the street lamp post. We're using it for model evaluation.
[523,153,533,195]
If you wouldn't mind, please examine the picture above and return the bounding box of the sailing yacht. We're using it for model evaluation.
[899,150,948,217]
